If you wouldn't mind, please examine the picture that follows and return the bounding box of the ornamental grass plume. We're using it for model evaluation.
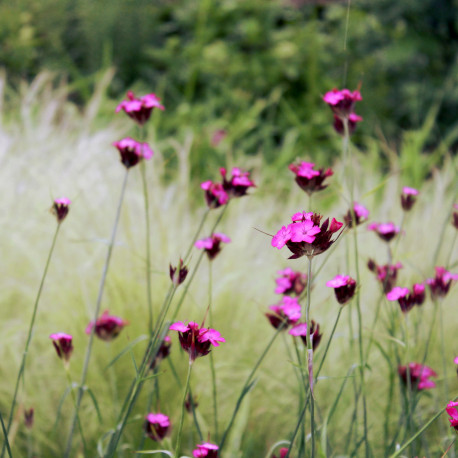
[51,197,71,223]
[113,137,153,169]
[271,211,343,258]
[143,413,171,442]
[368,222,400,243]
[288,161,333,195]
[446,401,458,431]
[85,310,128,342]
[274,268,307,296]
[49,333,74,364]
[289,320,323,350]
[386,284,425,313]
[195,233,231,260]
[427,266,458,300]
[193,442,219,458]
[400,187,419,211]
[169,259,189,286]
[367,259,403,293]
[343,202,369,228]
[326,274,357,305]
[115,91,164,125]
[398,363,437,391]
[265,296,301,330]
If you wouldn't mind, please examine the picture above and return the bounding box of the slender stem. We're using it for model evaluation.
[65,168,129,457]
[188,387,203,441]
[2,223,61,456]
[174,362,193,457]
[184,208,210,263]
[439,299,450,401]
[446,230,457,268]
[392,212,405,261]
[0,410,12,458]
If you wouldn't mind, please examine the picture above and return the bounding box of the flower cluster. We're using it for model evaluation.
[343,202,369,228]
[265,296,301,330]
[398,363,437,391]
[446,401,458,431]
[113,137,153,169]
[144,413,170,442]
[86,310,128,342]
[52,197,71,223]
[386,284,425,313]
[274,268,307,296]
[116,91,164,125]
[49,333,74,363]
[400,187,419,211]
[368,222,400,243]
[169,321,225,362]
[195,233,231,260]
[288,161,333,195]
[272,212,343,258]
[326,274,357,305]
[193,442,219,458]
[323,88,363,135]
[289,320,322,350]
[426,266,458,300]
[368,259,403,293]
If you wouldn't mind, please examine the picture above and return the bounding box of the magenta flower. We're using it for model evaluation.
[386,283,425,313]
[116,91,164,125]
[113,137,153,169]
[368,222,400,243]
[427,266,458,300]
[144,413,170,442]
[323,88,362,120]
[195,233,231,260]
[169,321,225,362]
[446,401,458,431]
[272,448,289,458]
[85,310,128,341]
[274,268,307,296]
[289,320,322,350]
[170,259,189,286]
[193,442,219,458]
[150,336,171,371]
[24,408,34,429]
[368,259,403,293]
[201,180,229,209]
[333,112,363,136]
[220,167,256,198]
[52,197,71,223]
[400,187,419,211]
[288,161,333,195]
[49,333,74,363]
[265,296,301,330]
[453,203,458,230]
[398,363,437,391]
[272,212,343,258]
[344,202,369,228]
[211,129,227,147]
[326,274,357,305]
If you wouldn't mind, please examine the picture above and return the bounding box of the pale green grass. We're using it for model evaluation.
[0,72,457,457]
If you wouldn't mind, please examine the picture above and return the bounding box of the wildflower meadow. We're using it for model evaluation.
[1,2,458,457]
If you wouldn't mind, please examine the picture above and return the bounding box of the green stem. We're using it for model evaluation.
[0,410,12,458]
[392,212,405,261]
[184,208,210,263]
[2,223,61,456]
[174,362,193,457]
[65,168,129,457]
[439,299,450,402]
[188,386,203,441]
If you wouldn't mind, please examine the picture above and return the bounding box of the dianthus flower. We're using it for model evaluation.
[49,333,74,363]
[144,413,170,442]
[85,310,128,341]
[368,259,403,293]
[265,296,301,330]
[272,212,343,258]
[150,336,171,371]
[400,187,419,211]
[195,233,231,260]
[398,363,437,391]
[427,266,458,300]
[116,91,164,125]
[201,180,229,209]
[113,137,153,169]
[326,274,357,305]
[193,442,219,458]
[169,321,225,362]
[272,448,289,458]
[52,197,71,223]
[289,320,322,350]
[288,161,333,195]
[386,283,425,313]
[170,259,189,286]
[274,268,307,296]
[368,222,400,243]
[344,202,369,228]
[24,408,34,429]
[333,112,363,136]
[323,88,362,120]
[446,401,458,431]
[453,203,458,230]
[220,167,255,198]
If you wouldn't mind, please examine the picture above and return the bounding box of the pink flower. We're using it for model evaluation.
[368,222,400,243]
[454,356,458,365]
[195,233,231,260]
[401,187,419,211]
[289,320,322,350]
[116,91,164,125]
[201,180,229,209]
[344,202,369,228]
[169,259,189,286]
[274,268,307,296]
[288,161,333,195]
[427,266,458,300]
[266,296,301,330]
[113,137,153,169]
[169,321,225,362]
[386,284,425,313]
[272,448,289,458]
[398,363,437,391]
[52,197,71,223]
[323,88,362,119]
[193,442,219,458]
[150,336,171,371]
[368,259,403,293]
[24,408,34,429]
[446,401,458,431]
[220,167,256,198]
[333,112,363,136]
[326,274,357,305]
[86,310,128,341]
[211,129,227,147]
[49,333,74,363]
[144,413,170,442]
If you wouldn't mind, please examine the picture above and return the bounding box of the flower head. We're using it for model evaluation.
[323,88,362,120]
[368,222,400,243]
[333,112,363,136]
[289,320,322,350]
[144,413,170,442]
[400,187,419,211]
[201,180,229,209]
[195,233,231,260]
[446,401,458,431]
[453,203,458,230]
[193,442,219,458]
[85,310,128,341]
[24,408,34,429]
[150,336,171,371]
[344,202,369,228]
[113,137,153,169]
[398,363,437,391]
[170,259,189,286]
[272,448,289,458]
[49,333,73,363]
[427,266,458,300]
[274,268,307,296]
[116,91,164,125]
[169,321,225,362]
[386,283,425,313]
[266,296,301,330]
[368,259,403,293]
[288,161,333,195]
[326,274,357,305]
[52,197,71,223]
[220,167,256,198]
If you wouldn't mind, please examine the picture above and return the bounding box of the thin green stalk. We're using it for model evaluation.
[65,168,129,457]
[174,362,193,457]
[446,230,457,268]
[2,222,61,456]
[402,314,413,453]
[439,299,450,401]
[392,212,405,261]
[0,410,12,458]
[188,387,203,442]
[184,208,210,263]
[284,390,312,458]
